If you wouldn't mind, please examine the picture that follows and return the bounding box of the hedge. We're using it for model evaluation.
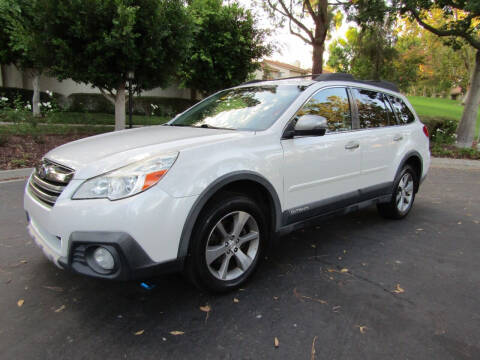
[67,93,196,117]
[0,87,65,107]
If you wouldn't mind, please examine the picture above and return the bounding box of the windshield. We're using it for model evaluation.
[169,85,305,131]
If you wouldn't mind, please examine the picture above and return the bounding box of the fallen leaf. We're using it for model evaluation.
[17,299,24,307]
[293,288,327,304]
[416,228,424,231]
[200,304,211,323]
[311,244,316,248]
[233,298,239,303]
[54,305,66,313]
[327,268,336,273]
[169,331,184,336]
[199,304,211,313]
[20,260,28,264]
[473,220,479,224]
[134,330,144,336]
[340,268,349,273]
[273,296,279,300]
[393,284,405,294]
[457,221,462,225]
[332,305,341,312]
[357,325,368,334]
[311,336,317,360]
[274,337,279,348]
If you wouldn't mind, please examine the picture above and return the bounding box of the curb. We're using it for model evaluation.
[430,157,480,170]
[0,167,33,181]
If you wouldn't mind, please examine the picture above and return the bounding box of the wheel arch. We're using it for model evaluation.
[177,171,282,263]
[395,151,423,193]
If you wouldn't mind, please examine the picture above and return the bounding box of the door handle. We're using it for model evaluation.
[393,134,403,141]
[345,141,360,150]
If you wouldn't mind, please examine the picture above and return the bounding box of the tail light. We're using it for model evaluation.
[422,125,429,138]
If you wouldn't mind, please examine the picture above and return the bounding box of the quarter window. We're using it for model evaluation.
[387,95,415,124]
[296,87,352,133]
[351,89,389,128]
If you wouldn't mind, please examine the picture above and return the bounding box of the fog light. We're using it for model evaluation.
[93,247,115,270]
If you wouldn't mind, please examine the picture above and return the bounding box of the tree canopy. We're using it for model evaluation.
[179,0,271,97]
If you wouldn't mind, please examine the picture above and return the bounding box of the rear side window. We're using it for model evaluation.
[296,87,352,132]
[351,89,389,128]
[387,95,415,124]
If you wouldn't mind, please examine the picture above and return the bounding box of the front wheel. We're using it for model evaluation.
[185,194,268,293]
[377,165,418,219]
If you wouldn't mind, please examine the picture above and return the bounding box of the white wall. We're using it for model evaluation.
[2,65,192,99]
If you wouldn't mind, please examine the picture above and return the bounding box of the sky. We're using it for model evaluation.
[236,1,353,70]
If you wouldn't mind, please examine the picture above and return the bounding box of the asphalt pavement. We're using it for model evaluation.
[0,167,479,359]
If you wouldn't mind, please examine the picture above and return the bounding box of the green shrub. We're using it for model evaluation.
[421,116,458,144]
[67,93,115,113]
[0,87,65,109]
[66,93,196,118]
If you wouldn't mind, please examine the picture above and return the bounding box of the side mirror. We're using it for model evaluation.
[294,114,328,137]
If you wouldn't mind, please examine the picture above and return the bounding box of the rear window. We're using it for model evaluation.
[351,89,389,128]
[387,95,415,124]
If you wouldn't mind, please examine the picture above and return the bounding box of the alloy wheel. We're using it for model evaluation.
[205,211,260,281]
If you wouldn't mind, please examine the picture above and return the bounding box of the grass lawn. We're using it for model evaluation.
[407,96,480,137]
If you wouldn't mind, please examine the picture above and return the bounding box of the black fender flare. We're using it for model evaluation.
[394,150,423,192]
[176,171,282,263]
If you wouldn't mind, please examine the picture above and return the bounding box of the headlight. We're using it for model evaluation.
[72,153,178,200]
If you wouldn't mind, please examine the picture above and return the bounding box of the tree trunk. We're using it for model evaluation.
[312,42,324,74]
[115,83,126,131]
[32,72,41,117]
[456,50,480,148]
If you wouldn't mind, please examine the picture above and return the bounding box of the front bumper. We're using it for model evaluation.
[24,175,197,280]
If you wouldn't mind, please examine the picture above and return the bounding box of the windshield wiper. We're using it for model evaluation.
[198,124,235,130]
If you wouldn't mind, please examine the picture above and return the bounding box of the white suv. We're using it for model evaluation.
[24,74,430,292]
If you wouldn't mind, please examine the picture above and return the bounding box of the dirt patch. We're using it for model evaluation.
[0,134,96,170]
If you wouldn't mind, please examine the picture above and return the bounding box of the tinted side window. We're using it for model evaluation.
[297,87,352,132]
[352,89,389,128]
[387,95,415,124]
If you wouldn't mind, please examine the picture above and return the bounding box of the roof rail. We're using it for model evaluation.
[241,74,321,85]
[241,73,400,92]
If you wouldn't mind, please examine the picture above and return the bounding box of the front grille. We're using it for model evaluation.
[28,159,74,207]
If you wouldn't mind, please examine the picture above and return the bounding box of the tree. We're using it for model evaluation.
[400,0,480,148]
[44,0,192,130]
[1,0,54,116]
[262,0,344,74]
[180,0,271,99]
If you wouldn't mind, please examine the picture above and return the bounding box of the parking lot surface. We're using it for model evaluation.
[0,167,479,359]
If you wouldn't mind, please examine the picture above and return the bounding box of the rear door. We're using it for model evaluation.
[349,88,398,190]
[281,87,362,218]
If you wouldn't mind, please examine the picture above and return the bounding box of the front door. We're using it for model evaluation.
[281,87,361,221]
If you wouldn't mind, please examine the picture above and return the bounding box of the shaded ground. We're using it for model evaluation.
[0,167,479,359]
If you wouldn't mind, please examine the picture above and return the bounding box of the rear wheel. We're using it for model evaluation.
[185,193,267,293]
[377,165,418,219]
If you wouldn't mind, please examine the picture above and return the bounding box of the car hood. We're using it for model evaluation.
[45,125,242,179]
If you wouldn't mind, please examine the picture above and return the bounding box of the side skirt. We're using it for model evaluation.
[278,182,393,235]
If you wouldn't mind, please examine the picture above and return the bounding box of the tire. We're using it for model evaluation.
[184,193,268,293]
[377,165,418,219]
